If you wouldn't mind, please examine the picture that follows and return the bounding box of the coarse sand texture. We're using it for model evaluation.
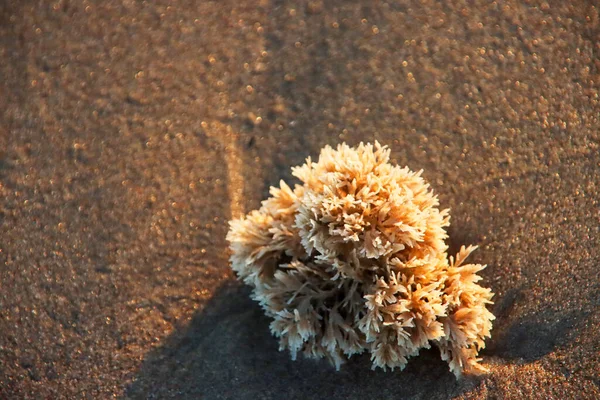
[227,142,495,377]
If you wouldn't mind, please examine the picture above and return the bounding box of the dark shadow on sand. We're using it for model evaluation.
[123,278,591,399]
[446,223,592,364]
[124,282,482,400]
[484,289,590,363]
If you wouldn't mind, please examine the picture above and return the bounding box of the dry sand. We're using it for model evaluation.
[1,0,599,398]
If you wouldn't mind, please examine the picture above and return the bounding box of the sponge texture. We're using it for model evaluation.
[227,142,494,377]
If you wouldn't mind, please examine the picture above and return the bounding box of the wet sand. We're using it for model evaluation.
[1,0,599,398]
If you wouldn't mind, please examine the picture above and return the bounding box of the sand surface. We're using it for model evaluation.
[1,0,599,398]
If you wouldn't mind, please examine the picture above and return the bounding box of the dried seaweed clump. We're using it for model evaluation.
[227,142,494,377]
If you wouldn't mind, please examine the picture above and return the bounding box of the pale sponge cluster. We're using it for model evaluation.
[227,142,494,377]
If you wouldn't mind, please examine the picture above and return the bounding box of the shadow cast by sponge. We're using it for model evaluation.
[125,282,483,400]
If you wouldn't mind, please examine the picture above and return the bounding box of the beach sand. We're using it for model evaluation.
[1,0,599,398]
